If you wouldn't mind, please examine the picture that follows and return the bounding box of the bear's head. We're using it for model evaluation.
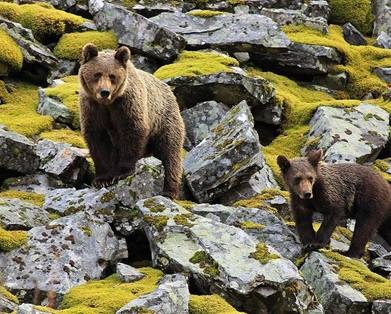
[79,43,131,105]
[277,149,323,200]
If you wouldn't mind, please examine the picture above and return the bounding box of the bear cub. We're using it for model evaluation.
[277,150,391,258]
[79,44,185,199]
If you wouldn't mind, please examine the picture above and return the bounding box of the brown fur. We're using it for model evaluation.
[79,44,185,198]
[277,150,391,258]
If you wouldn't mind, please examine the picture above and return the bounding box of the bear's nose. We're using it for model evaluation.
[100,90,110,98]
[303,192,312,199]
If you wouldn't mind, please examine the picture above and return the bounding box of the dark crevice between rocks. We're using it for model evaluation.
[254,121,281,146]
[0,167,21,186]
[122,229,152,267]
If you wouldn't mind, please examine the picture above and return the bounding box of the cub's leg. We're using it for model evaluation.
[313,210,344,249]
[292,205,316,250]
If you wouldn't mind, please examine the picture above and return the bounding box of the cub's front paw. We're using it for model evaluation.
[302,242,328,253]
[342,249,364,259]
[93,176,116,188]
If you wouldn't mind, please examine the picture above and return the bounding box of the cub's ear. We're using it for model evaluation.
[81,43,98,64]
[277,155,290,173]
[307,149,323,167]
[115,46,131,67]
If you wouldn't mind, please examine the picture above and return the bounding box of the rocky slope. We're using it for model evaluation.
[0,0,390,313]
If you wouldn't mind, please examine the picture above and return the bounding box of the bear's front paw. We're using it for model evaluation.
[302,242,328,253]
[342,249,364,259]
[93,176,116,188]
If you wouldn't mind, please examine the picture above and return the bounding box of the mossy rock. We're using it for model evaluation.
[0,2,84,43]
[0,28,23,72]
[249,242,279,264]
[373,159,391,183]
[0,285,18,304]
[189,295,244,314]
[54,31,118,61]
[39,129,86,148]
[0,227,28,252]
[0,190,45,207]
[187,10,225,18]
[154,50,239,80]
[329,0,373,35]
[0,79,10,103]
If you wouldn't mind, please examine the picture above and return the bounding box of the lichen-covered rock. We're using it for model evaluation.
[372,300,391,314]
[0,128,39,174]
[260,8,328,33]
[303,104,389,164]
[110,157,164,208]
[0,294,16,313]
[342,22,367,46]
[0,17,59,84]
[184,101,266,203]
[374,67,391,83]
[252,43,342,76]
[150,12,290,52]
[16,304,48,314]
[131,54,160,74]
[36,140,88,185]
[0,212,120,297]
[37,88,73,126]
[372,0,391,38]
[375,31,391,49]
[181,101,228,150]
[166,72,278,125]
[303,0,330,19]
[0,198,49,230]
[47,60,77,86]
[132,0,185,17]
[137,196,320,313]
[90,1,186,61]
[1,174,65,195]
[116,263,145,283]
[116,274,189,314]
[371,252,391,279]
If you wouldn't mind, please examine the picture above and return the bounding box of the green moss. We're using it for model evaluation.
[328,0,373,35]
[48,212,61,221]
[45,76,80,129]
[239,221,265,230]
[282,25,391,99]
[294,255,308,268]
[0,285,18,304]
[54,31,118,61]
[227,0,245,5]
[187,10,225,17]
[0,29,23,72]
[189,251,219,277]
[373,159,391,183]
[249,242,279,264]
[58,268,163,313]
[0,2,84,43]
[324,250,391,300]
[0,227,28,252]
[39,129,87,148]
[154,51,239,80]
[100,192,115,203]
[173,213,195,227]
[0,80,10,104]
[143,215,168,231]
[174,199,196,210]
[233,188,288,213]
[144,199,166,213]
[0,190,45,207]
[0,82,53,137]
[81,226,92,237]
[189,295,244,314]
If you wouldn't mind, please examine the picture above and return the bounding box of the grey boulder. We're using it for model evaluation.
[0,294,16,313]
[116,263,145,283]
[374,67,391,84]
[37,88,73,126]
[375,31,391,49]
[372,0,391,38]
[342,22,367,46]
[1,174,65,195]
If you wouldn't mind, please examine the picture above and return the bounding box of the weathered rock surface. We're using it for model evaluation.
[371,252,391,279]
[47,60,77,84]
[181,101,228,150]
[304,103,390,163]
[303,0,330,19]
[0,198,49,230]
[16,303,48,314]
[36,140,88,185]
[90,1,186,61]
[137,196,320,313]
[184,101,266,203]
[0,212,120,296]
[0,128,39,174]
[372,0,391,38]
[165,73,279,124]
[116,263,145,283]
[375,31,391,49]
[0,294,16,313]
[342,22,367,46]
[116,274,189,314]
[1,174,65,195]
[374,67,391,83]
[37,88,73,126]
[150,12,291,52]
[131,54,160,74]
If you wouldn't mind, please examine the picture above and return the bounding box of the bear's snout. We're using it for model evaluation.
[100,89,110,98]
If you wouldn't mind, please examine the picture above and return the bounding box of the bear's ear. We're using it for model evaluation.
[81,43,98,64]
[277,155,290,173]
[115,46,131,67]
[307,149,323,167]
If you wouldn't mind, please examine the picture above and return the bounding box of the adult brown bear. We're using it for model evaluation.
[79,44,185,199]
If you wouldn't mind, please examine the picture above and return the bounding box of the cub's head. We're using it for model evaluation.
[79,43,131,105]
[277,149,323,200]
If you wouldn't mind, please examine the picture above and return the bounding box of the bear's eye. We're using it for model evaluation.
[94,72,102,79]
[109,74,116,82]
[308,176,314,182]
[294,177,302,184]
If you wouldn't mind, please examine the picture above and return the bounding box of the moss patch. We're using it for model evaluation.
[143,215,168,231]
[173,213,195,227]
[39,129,86,148]
[233,188,288,213]
[282,25,391,99]
[239,221,265,230]
[189,295,243,314]
[54,31,118,61]
[189,251,219,277]
[249,242,279,264]
[58,268,163,313]
[174,199,196,210]
[0,285,18,304]
[154,51,239,80]
[373,159,391,183]
[0,28,23,72]
[187,10,225,17]
[0,2,84,43]
[144,199,166,213]
[328,0,373,35]
[45,76,80,129]
[0,190,45,207]
[324,250,391,300]
[0,82,53,137]
[0,227,28,251]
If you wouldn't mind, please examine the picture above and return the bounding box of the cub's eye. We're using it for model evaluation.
[109,74,116,81]
[308,176,314,182]
[294,177,301,184]
[94,73,102,79]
